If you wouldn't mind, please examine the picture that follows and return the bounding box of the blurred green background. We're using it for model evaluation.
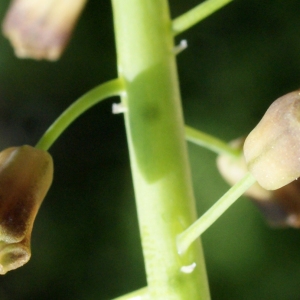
[1,0,300,299]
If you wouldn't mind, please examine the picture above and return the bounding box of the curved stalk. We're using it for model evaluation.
[172,0,233,36]
[185,125,240,157]
[35,78,124,151]
[177,172,256,255]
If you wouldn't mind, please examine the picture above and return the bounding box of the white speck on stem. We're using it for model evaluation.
[112,103,127,114]
[180,262,196,274]
[173,39,188,55]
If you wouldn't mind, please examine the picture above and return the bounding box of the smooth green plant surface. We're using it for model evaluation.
[101,0,210,298]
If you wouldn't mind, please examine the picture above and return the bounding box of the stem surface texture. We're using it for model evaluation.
[112,1,210,299]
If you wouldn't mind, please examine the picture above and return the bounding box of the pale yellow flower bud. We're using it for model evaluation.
[244,90,300,190]
[0,145,53,274]
[217,137,300,228]
[2,0,87,60]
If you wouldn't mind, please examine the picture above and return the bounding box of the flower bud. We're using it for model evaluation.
[244,90,300,190]
[2,0,87,60]
[0,145,53,274]
[218,137,300,228]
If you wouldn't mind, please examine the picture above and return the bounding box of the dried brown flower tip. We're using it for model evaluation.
[0,145,53,274]
[2,0,87,60]
[244,90,300,190]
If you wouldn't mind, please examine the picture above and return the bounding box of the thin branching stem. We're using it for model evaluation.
[112,0,210,298]
[177,172,256,255]
[185,125,240,157]
[172,0,233,36]
[35,78,124,151]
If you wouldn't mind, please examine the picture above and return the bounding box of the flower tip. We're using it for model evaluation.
[2,0,87,61]
[0,242,30,275]
[0,145,53,273]
[11,42,60,61]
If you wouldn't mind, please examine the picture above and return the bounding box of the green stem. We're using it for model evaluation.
[177,172,256,255]
[112,0,210,299]
[172,0,233,36]
[35,78,124,151]
[185,125,240,157]
[113,287,149,300]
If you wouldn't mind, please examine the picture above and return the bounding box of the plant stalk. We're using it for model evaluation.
[177,172,256,255]
[35,78,124,151]
[111,1,210,299]
[172,0,233,36]
[185,125,240,157]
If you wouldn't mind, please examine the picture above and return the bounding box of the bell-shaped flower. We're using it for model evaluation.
[2,0,87,60]
[0,145,53,274]
[244,90,300,190]
[218,137,300,228]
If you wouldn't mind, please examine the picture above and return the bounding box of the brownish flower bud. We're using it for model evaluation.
[252,180,300,228]
[0,145,53,274]
[2,0,87,60]
[244,90,300,190]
